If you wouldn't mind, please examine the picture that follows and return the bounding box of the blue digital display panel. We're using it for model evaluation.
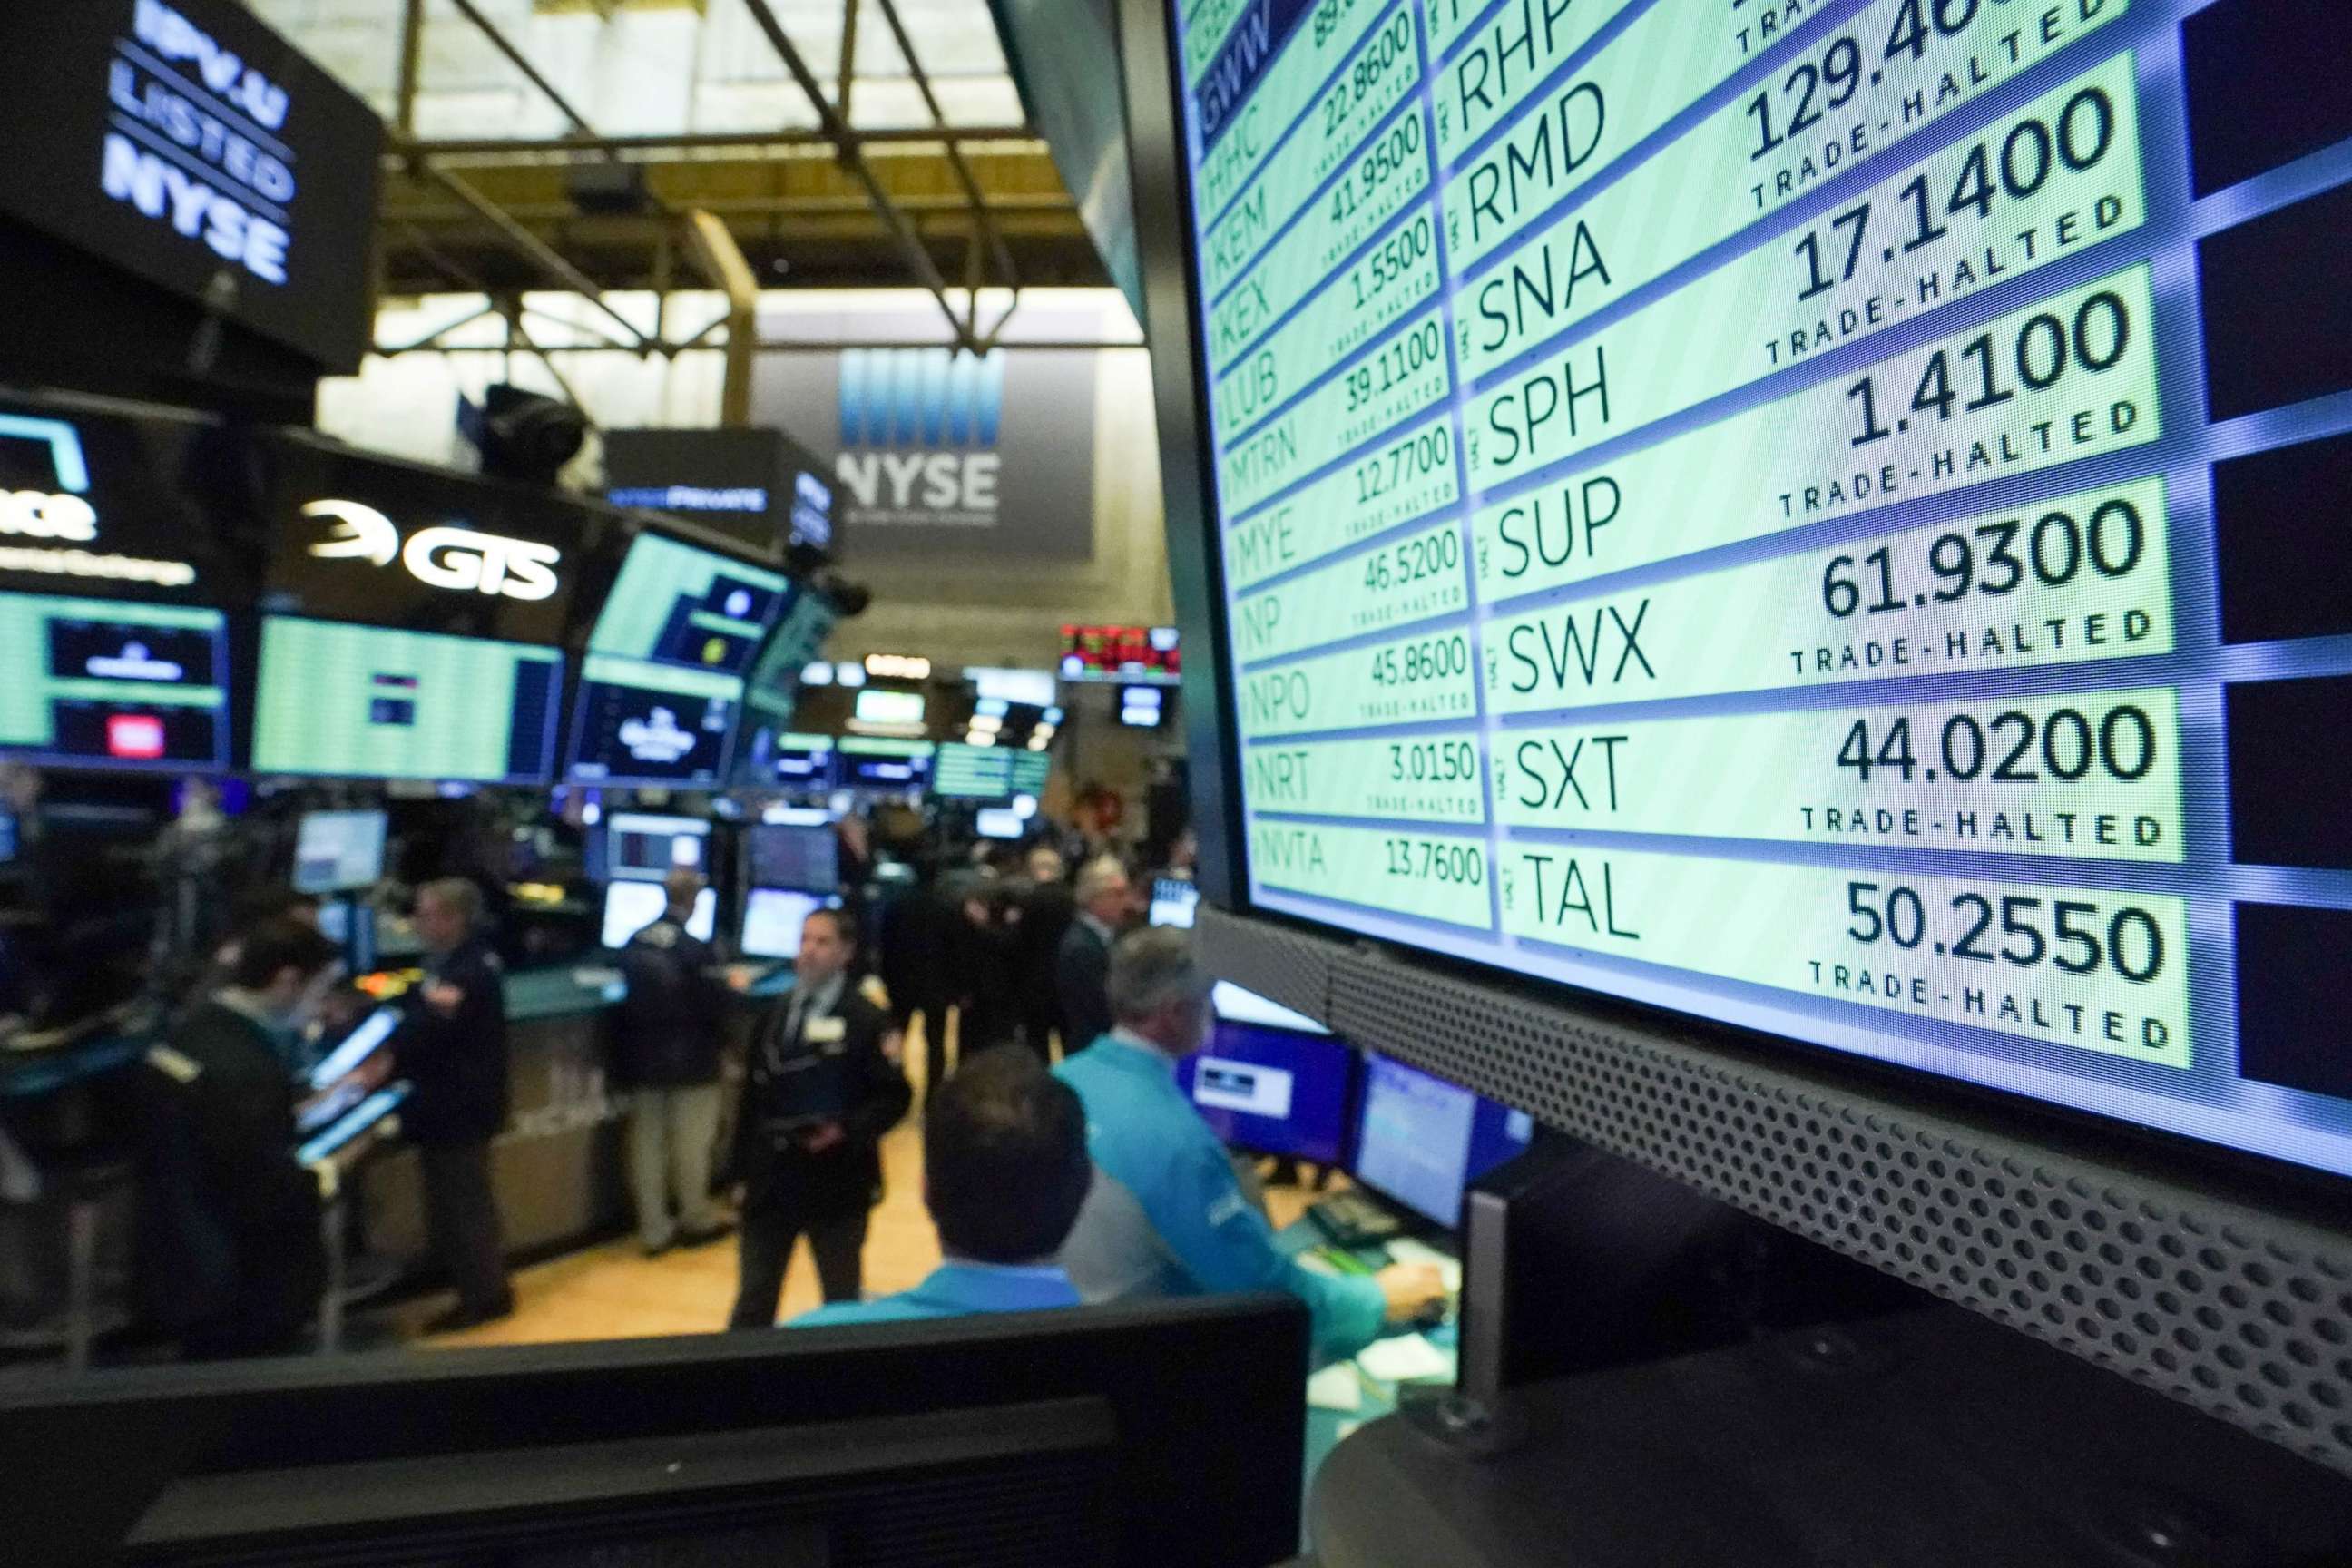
[1181,1020,1357,1164]
[1352,1050,1534,1229]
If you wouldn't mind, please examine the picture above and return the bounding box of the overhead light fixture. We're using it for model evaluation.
[800,662,834,686]
[866,653,931,681]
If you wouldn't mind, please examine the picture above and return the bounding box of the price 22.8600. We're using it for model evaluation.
[1847,880,2164,983]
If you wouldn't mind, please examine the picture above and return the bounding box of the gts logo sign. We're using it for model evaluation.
[302,499,562,602]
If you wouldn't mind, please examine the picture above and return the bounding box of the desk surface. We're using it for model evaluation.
[1273,1211,1460,1511]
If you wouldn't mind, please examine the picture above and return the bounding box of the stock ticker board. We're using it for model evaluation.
[1170,0,2352,1177]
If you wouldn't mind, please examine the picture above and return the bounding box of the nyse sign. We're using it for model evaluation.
[301,499,562,603]
[99,0,299,286]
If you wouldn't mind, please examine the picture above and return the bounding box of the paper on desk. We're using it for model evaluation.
[1307,1363,1363,1412]
[1382,1238,1463,1293]
[1357,1333,1457,1385]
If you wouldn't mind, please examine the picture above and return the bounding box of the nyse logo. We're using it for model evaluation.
[302,499,562,602]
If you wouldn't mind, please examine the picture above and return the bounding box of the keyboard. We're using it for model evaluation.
[1308,1187,1406,1249]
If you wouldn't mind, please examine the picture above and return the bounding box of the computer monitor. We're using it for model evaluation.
[935,740,1022,801]
[601,880,717,948]
[305,1005,401,1096]
[1123,0,2352,1469]
[290,809,387,895]
[0,593,234,772]
[1180,1021,1356,1165]
[250,617,564,785]
[975,807,1026,840]
[1349,1054,1536,1232]
[740,887,827,960]
[597,811,710,883]
[1148,877,1200,929]
[567,531,788,787]
[746,822,838,893]
[834,738,932,790]
[0,1296,1307,1567]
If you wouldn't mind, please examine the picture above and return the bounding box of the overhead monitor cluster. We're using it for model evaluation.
[0,396,833,789]
[1164,0,2352,1179]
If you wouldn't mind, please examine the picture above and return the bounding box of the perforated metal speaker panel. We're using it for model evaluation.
[1195,906,1334,1024]
[1203,909,2352,1479]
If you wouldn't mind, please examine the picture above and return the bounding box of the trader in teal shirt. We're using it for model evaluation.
[1053,927,1445,1366]
[793,1047,1092,1326]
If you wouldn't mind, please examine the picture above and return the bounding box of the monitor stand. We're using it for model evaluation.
[1309,1305,2352,1566]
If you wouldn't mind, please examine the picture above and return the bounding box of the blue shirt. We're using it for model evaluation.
[1054,1032,1386,1367]
[789,1261,1082,1326]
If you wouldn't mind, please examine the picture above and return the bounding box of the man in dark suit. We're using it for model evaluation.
[1054,855,1132,1054]
[1013,846,1075,1060]
[730,906,911,1326]
[612,868,732,1257]
[136,916,342,1357]
[401,877,514,1333]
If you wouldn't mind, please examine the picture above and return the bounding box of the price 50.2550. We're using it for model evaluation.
[1846,879,2164,983]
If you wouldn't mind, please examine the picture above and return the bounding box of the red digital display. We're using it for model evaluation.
[1060,624,1181,683]
[105,714,167,760]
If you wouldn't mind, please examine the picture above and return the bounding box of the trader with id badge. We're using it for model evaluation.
[729,906,911,1327]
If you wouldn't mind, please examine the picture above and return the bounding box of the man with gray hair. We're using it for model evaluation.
[612,868,732,1257]
[1054,926,1445,1366]
[1054,854,1132,1054]
[401,877,514,1332]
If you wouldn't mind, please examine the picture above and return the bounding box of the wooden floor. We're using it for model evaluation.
[387,1020,1324,1351]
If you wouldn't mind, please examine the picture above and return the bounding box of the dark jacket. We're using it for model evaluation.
[1056,917,1113,1052]
[612,916,728,1087]
[1014,880,1077,1037]
[135,1000,324,1352]
[398,935,510,1146]
[735,982,910,1219]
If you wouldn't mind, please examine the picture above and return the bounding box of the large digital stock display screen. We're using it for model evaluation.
[0,0,383,369]
[1168,0,2352,1179]
[566,533,789,788]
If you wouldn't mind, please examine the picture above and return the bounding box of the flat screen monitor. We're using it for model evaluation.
[935,741,1022,801]
[1352,1053,1537,1230]
[567,532,788,787]
[291,808,386,894]
[734,588,843,785]
[1060,623,1181,683]
[740,887,827,960]
[1179,1021,1355,1165]
[1151,0,2352,1188]
[747,823,838,892]
[307,1005,401,1095]
[601,880,716,949]
[852,687,926,728]
[835,738,932,790]
[1118,685,1165,727]
[975,807,1026,839]
[1148,876,1201,930]
[294,1083,410,1167]
[0,593,232,770]
[250,616,563,784]
[600,811,710,883]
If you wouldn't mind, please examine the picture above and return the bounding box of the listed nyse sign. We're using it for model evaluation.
[100,0,299,286]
